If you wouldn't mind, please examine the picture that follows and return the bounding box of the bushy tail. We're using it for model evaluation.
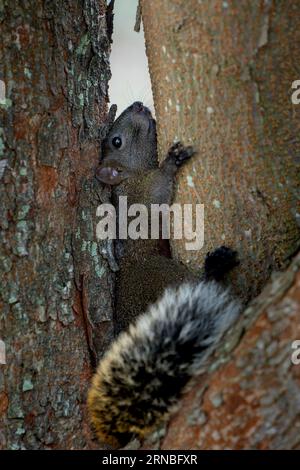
[87,280,241,448]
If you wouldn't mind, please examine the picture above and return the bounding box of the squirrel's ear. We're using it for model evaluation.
[95,164,125,186]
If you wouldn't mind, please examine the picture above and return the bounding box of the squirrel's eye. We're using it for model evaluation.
[112,136,122,149]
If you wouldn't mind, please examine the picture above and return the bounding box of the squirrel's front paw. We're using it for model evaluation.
[167,142,195,167]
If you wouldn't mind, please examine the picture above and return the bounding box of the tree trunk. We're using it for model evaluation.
[0,0,113,450]
[141,0,300,302]
[139,0,300,450]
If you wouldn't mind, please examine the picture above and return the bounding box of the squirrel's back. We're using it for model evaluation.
[87,279,241,448]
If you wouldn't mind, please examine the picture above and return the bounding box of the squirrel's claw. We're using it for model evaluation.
[167,141,196,167]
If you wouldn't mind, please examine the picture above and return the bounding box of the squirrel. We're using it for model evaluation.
[87,101,241,448]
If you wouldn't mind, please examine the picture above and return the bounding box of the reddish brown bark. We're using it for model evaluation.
[141,0,300,302]
[0,0,113,449]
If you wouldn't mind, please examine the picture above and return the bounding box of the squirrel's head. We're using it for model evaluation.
[101,101,158,174]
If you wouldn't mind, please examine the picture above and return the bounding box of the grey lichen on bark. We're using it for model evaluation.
[0,0,113,450]
[72,177,116,364]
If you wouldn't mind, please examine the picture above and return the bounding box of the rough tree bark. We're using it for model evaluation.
[1,0,300,451]
[138,0,300,450]
[0,0,114,449]
[141,0,300,302]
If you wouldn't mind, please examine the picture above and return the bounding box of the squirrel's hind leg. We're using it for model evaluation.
[204,246,239,282]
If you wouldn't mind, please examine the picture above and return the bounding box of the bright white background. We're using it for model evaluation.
[109,0,154,116]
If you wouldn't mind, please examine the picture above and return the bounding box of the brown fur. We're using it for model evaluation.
[88,103,240,447]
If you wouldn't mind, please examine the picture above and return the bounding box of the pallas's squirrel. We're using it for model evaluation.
[87,102,241,448]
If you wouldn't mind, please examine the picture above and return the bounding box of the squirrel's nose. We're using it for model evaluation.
[132,101,144,112]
